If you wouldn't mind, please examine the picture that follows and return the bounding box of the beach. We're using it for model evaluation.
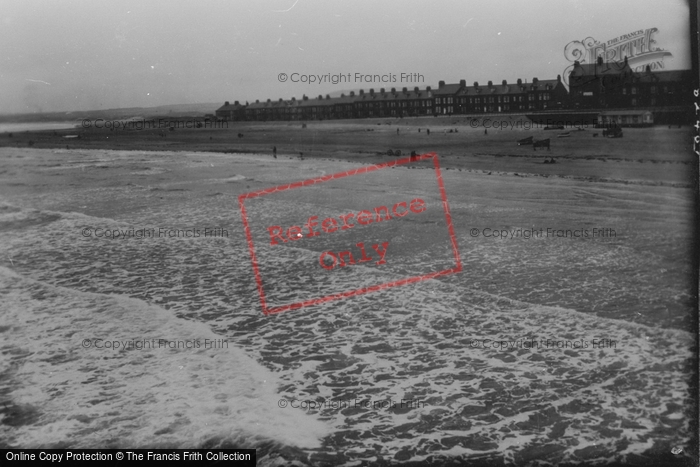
[0,122,695,465]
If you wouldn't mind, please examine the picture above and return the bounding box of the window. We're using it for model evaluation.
[651,97,656,106]
[622,88,627,95]
[650,86,657,94]
[631,98,637,106]
[631,87,637,95]
[504,96,509,103]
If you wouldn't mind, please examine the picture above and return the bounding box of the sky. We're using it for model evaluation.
[0,0,693,114]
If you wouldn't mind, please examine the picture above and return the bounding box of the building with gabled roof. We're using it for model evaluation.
[215,101,245,121]
[353,87,433,118]
[434,76,568,115]
[568,56,692,123]
[332,92,358,119]
[216,58,689,123]
[297,94,335,120]
[569,56,636,109]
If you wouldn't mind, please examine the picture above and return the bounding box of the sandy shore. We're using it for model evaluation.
[0,118,695,188]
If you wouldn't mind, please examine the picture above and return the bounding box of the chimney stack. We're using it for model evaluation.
[502,80,507,86]
[439,80,445,88]
[517,78,522,85]
[459,79,466,87]
[234,100,239,105]
[224,101,230,106]
[487,80,493,88]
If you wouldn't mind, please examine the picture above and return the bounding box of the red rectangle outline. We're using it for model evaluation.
[238,152,463,315]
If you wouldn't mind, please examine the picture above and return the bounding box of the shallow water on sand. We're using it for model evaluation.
[0,148,695,465]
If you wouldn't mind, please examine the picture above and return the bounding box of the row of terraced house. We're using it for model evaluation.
[215,58,692,122]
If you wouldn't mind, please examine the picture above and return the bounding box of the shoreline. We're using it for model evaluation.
[0,119,695,189]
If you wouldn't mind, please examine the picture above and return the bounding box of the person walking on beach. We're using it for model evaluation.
[273,146,277,159]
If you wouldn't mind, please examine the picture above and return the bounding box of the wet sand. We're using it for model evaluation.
[1,117,695,187]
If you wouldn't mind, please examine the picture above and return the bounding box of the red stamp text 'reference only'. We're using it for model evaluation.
[238,152,462,315]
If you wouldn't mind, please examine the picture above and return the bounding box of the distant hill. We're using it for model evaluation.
[0,102,223,123]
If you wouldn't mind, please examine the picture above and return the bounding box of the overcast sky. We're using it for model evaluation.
[0,0,692,114]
